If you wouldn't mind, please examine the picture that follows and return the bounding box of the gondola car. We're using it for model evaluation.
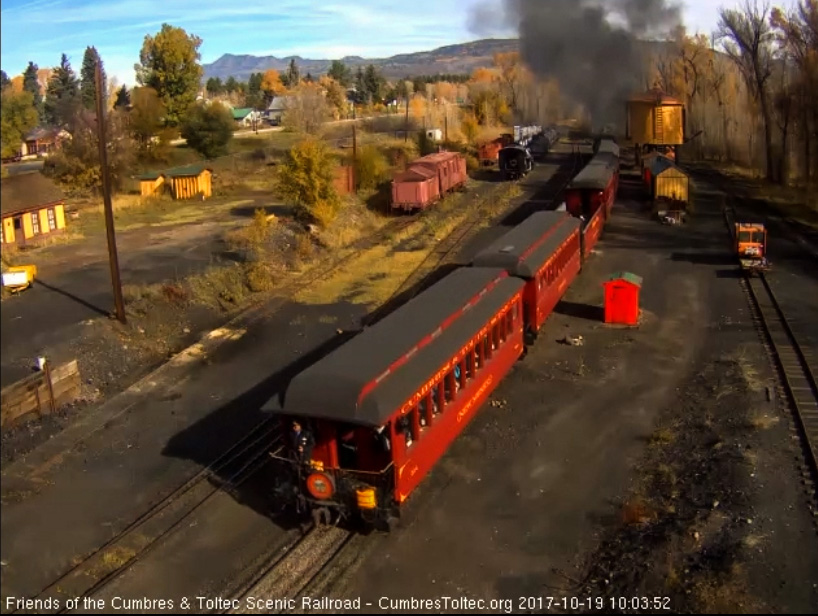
[499,144,533,180]
[471,212,582,344]
[264,268,526,529]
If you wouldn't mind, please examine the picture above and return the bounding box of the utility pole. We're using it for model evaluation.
[444,108,449,142]
[404,95,409,143]
[351,123,358,194]
[94,61,126,324]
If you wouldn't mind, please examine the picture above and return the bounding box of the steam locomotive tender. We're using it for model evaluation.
[499,144,534,181]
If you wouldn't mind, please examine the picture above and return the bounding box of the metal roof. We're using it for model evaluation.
[628,88,683,105]
[569,154,615,190]
[649,155,686,177]
[1,172,65,216]
[471,212,580,278]
[604,271,643,287]
[268,268,525,427]
[138,164,212,181]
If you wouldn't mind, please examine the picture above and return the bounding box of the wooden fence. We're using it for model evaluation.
[0,360,81,431]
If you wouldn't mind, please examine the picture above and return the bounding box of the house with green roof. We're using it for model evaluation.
[231,107,261,128]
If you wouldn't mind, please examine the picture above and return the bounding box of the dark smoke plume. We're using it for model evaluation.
[471,0,682,128]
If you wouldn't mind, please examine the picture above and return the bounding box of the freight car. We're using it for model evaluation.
[265,148,620,530]
[499,144,533,180]
[390,151,467,212]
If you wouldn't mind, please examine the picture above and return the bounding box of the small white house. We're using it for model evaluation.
[231,108,262,127]
[426,129,443,142]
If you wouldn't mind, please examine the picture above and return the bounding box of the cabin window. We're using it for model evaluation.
[506,310,514,333]
[434,382,443,414]
[337,423,359,468]
[47,208,57,231]
[397,412,415,448]
[444,370,455,403]
[419,396,430,428]
[30,212,40,235]
[466,348,475,379]
[492,325,500,350]
[738,231,752,243]
[483,335,492,360]
[457,360,466,388]
[475,344,483,370]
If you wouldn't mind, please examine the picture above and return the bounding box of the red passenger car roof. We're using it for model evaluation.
[270,268,524,427]
[569,152,618,190]
[471,212,580,279]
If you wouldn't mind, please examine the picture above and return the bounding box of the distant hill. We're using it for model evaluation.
[202,38,519,82]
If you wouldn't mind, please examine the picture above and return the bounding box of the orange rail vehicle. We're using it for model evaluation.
[735,222,770,274]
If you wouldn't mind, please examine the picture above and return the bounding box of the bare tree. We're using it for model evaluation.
[283,83,330,135]
[717,0,776,181]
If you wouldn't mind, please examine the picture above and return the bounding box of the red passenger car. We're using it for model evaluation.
[391,166,440,212]
[265,267,525,529]
[563,154,617,222]
[472,211,582,343]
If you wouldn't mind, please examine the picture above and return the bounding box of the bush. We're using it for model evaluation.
[354,145,389,190]
[180,101,234,159]
[276,138,341,228]
[461,112,479,143]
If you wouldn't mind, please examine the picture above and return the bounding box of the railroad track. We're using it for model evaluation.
[9,215,425,614]
[222,525,369,615]
[724,206,818,508]
[13,428,280,614]
[376,146,585,313]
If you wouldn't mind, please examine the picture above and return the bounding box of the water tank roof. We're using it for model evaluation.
[628,88,683,105]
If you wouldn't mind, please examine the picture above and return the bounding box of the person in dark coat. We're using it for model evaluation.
[289,420,315,464]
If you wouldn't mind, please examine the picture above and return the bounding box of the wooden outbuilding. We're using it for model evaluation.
[138,164,213,200]
[648,156,689,203]
[603,271,643,326]
[1,172,67,245]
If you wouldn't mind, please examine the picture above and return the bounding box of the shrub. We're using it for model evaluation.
[354,145,389,190]
[276,138,341,228]
[180,101,234,159]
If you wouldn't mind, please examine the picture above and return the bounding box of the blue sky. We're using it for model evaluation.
[1,0,725,88]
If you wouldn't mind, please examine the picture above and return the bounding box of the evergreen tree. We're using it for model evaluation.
[0,70,9,89]
[22,61,43,120]
[80,46,106,110]
[328,60,352,87]
[114,84,131,109]
[44,54,80,126]
[284,58,300,87]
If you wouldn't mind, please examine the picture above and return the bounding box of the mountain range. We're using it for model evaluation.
[202,38,519,82]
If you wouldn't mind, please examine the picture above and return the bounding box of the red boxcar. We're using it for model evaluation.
[391,166,441,211]
[266,267,525,529]
[410,151,467,195]
[472,211,582,343]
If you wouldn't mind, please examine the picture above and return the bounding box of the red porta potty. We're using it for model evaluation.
[603,271,643,325]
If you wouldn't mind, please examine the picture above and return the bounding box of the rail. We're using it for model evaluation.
[11,215,421,615]
[368,144,586,324]
[13,427,280,614]
[724,205,818,497]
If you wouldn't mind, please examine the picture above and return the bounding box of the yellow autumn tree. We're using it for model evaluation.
[261,69,286,97]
